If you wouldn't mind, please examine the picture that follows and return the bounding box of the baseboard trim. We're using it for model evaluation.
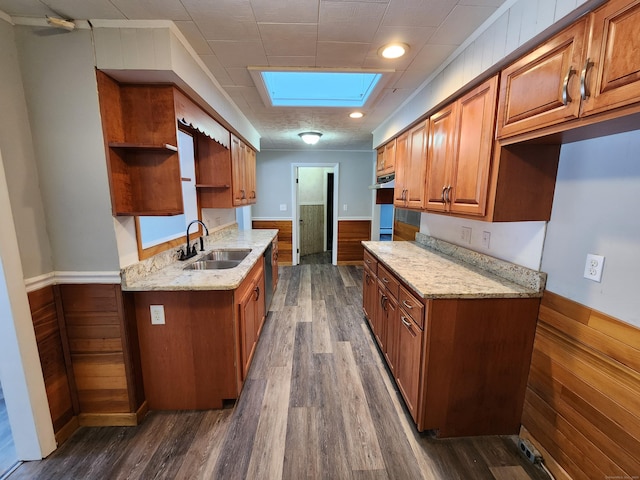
[54,416,80,446]
[519,426,572,480]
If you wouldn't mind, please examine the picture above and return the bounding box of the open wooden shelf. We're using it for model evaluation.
[195,184,230,189]
[108,142,178,152]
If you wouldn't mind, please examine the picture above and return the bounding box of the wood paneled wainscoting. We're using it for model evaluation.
[521,291,640,480]
[393,220,419,241]
[28,283,146,445]
[253,220,292,265]
[337,219,371,264]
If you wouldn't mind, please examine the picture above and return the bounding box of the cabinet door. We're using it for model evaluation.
[373,284,388,349]
[376,147,386,174]
[581,0,640,116]
[496,19,588,138]
[394,131,410,207]
[383,295,399,376]
[245,147,257,204]
[239,285,257,380]
[405,122,428,209]
[362,267,377,323]
[396,313,422,421]
[384,140,396,175]
[272,239,279,291]
[449,76,498,216]
[231,134,246,206]
[426,103,457,212]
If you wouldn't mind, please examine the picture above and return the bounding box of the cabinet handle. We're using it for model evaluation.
[380,295,388,310]
[365,273,371,285]
[241,189,246,199]
[254,286,260,301]
[365,258,371,264]
[580,58,593,100]
[382,277,389,284]
[562,66,576,105]
[441,185,447,203]
[251,190,256,199]
[402,300,414,309]
[401,316,412,328]
[404,189,408,201]
[446,185,452,204]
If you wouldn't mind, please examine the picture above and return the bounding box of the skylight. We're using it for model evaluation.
[260,71,382,107]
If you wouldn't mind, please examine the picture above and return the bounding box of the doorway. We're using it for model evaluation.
[292,164,339,265]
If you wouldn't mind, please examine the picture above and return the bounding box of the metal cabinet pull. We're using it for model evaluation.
[402,300,413,309]
[445,185,452,204]
[382,277,389,284]
[254,286,260,301]
[580,58,593,100]
[562,66,576,105]
[441,185,447,203]
[401,316,412,328]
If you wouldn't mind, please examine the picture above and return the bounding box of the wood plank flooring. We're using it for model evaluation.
[9,265,550,480]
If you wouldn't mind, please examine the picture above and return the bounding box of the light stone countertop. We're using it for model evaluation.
[362,239,545,300]
[121,228,278,291]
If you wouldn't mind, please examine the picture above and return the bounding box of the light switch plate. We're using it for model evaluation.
[279,204,287,211]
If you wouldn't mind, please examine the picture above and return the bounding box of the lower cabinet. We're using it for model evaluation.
[130,258,266,410]
[363,250,540,437]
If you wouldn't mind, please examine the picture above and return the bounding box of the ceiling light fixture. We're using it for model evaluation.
[298,132,322,145]
[349,112,364,119]
[379,43,408,59]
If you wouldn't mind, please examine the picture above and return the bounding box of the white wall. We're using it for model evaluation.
[0,19,53,278]
[252,150,375,220]
[299,167,327,205]
[541,130,640,327]
[15,26,121,273]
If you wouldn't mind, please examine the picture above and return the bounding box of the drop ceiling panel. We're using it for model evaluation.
[181,0,255,22]
[200,54,234,85]
[44,0,124,19]
[109,0,190,20]
[315,41,369,67]
[0,0,55,16]
[225,67,255,87]
[318,1,387,42]
[267,56,317,67]
[429,5,498,45]
[174,21,212,55]
[208,40,268,67]
[251,0,320,23]
[382,0,456,27]
[258,23,318,56]
[195,19,260,41]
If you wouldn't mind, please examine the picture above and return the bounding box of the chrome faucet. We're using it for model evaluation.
[178,220,209,261]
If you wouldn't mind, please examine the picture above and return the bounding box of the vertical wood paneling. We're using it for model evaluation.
[521,290,640,480]
[253,220,293,264]
[337,220,371,264]
[60,284,142,422]
[27,285,76,437]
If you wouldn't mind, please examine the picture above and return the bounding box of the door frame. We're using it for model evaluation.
[291,163,339,266]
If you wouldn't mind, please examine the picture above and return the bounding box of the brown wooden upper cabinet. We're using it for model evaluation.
[426,76,498,217]
[231,134,257,206]
[498,0,640,139]
[97,71,183,216]
[394,122,428,209]
[376,139,396,176]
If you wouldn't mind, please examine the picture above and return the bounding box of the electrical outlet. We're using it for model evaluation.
[518,438,542,464]
[482,231,491,248]
[460,226,472,244]
[150,305,165,325]
[279,204,287,211]
[583,253,605,282]
[343,204,348,211]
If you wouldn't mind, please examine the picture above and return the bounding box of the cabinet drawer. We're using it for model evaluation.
[399,286,424,329]
[378,264,399,299]
[363,250,378,275]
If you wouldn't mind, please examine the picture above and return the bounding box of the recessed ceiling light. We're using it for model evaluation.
[349,112,364,119]
[299,132,322,145]
[379,43,409,59]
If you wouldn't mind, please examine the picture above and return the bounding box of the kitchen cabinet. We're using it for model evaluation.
[96,71,183,216]
[231,134,257,206]
[498,0,640,138]
[272,237,279,291]
[362,250,378,322]
[376,139,396,176]
[237,258,265,382]
[426,76,498,216]
[130,257,266,410]
[362,247,540,437]
[580,0,640,116]
[394,122,428,209]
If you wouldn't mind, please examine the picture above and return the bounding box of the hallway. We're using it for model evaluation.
[9,265,549,479]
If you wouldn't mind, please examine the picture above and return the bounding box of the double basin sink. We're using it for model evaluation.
[183,249,251,270]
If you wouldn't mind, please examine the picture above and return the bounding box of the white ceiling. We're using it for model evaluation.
[0,0,507,150]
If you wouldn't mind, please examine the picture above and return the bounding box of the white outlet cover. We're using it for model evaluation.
[583,254,605,282]
[279,204,287,211]
[150,304,165,325]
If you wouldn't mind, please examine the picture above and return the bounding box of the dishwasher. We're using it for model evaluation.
[263,242,273,311]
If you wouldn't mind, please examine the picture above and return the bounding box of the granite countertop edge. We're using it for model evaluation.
[121,228,278,292]
[362,235,546,300]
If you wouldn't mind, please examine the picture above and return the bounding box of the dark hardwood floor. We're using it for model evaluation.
[0,382,18,479]
[299,250,332,265]
[10,265,550,480]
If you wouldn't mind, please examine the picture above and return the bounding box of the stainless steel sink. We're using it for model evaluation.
[201,249,251,262]
[184,259,242,270]
[183,249,251,270]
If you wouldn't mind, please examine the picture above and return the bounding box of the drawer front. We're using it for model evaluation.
[363,250,378,275]
[378,264,399,299]
[399,285,424,329]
